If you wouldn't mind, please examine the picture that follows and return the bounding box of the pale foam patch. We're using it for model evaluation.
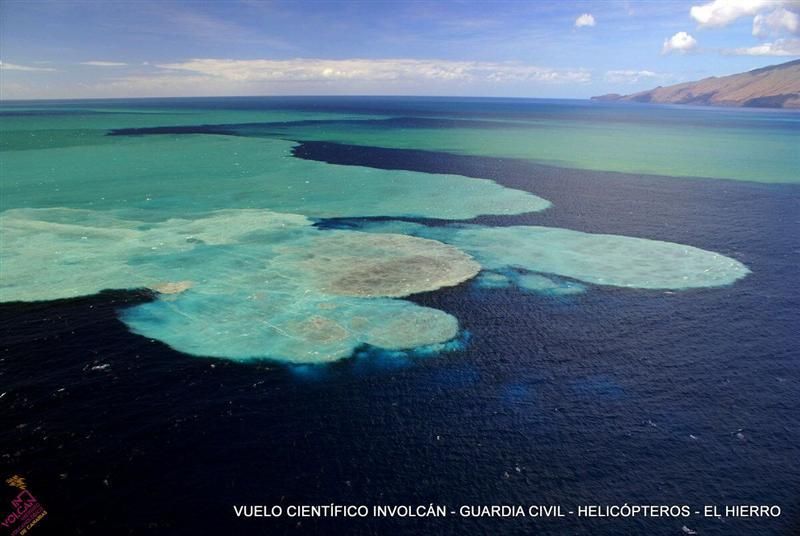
[122,293,459,363]
[0,208,299,302]
[449,225,749,289]
[0,208,476,363]
[351,221,750,290]
[150,281,193,294]
[281,233,480,298]
[1,208,159,302]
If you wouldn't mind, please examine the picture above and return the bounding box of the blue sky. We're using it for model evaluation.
[1,0,798,99]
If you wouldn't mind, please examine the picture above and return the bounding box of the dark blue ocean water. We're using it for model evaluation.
[1,98,799,535]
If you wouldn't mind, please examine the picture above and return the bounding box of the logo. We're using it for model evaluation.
[1,475,47,535]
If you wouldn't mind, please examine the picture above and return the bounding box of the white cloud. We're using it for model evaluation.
[662,32,699,54]
[156,58,591,84]
[687,1,800,56]
[0,61,56,72]
[81,61,128,67]
[93,74,231,96]
[575,13,596,28]
[2,58,594,100]
[604,70,660,83]
[727,37,800,54]
[690,0,775,27]
[752,7,800,36]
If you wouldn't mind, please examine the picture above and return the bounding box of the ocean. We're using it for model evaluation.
[0,97,798,535]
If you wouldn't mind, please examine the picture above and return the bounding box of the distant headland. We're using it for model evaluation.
[593,59,800,109]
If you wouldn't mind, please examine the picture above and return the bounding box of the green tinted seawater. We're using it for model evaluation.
[0,107,387,151]
[0,135,548,217]
[0,99,761,362]
[262,116,799,184]
[3,100,796,182]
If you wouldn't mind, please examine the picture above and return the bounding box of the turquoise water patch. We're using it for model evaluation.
[0,136,549,219]
[475,271,513,289]
[352,221,750,290]
[0,133,549,364]
[0,101,756,364]
[124,292,461,364]
[249,117,800,184]
[0,208,748,363]
[517,274,585,295]
[476,270,586,296]
[1,208,480,363]
[4,99,797,182]
[0,107,390,151]
[352,331,471,369]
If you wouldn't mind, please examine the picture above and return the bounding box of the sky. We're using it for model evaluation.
[0,0,799,100]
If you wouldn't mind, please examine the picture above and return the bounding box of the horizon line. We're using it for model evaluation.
[1,94,597,103]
